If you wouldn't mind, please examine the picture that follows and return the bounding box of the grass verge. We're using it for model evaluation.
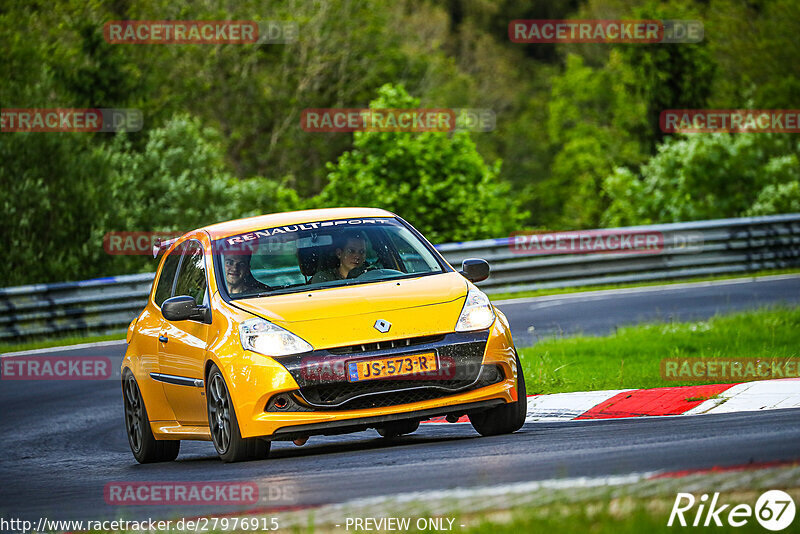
[519,306,800,394]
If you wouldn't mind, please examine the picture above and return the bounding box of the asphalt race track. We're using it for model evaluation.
[1,276,799,522]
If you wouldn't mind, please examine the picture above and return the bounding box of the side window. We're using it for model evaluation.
[154,245,183,307]
[173,241,208,306]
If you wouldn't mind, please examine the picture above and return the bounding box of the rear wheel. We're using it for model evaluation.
[207,364,270,463]
[376,419,420,439]
[123,373,180,463]
[469,355,527,436]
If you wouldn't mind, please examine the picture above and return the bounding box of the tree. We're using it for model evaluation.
[602,133,800,226]
[541,52,648,229]
[97,114,300,275]
[314,84,527,243]
[0,131,108,286]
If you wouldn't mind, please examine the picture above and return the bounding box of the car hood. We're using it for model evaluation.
[230,272,470,349]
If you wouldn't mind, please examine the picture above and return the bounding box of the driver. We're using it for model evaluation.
[224,247,269,295]
[310,232,369,283]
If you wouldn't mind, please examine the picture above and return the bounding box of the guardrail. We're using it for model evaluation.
[2,214,799,342]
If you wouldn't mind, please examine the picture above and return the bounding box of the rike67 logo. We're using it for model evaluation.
[669,490,796,531]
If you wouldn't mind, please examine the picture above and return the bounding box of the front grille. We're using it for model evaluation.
[272,331,489,389]
[268,364,505,412]
[327,334,445,355]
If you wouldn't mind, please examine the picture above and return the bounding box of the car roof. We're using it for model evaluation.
[201,207,396,240]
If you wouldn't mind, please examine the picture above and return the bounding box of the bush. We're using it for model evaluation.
[603,133,800,226]
[314,84,527,243]
[1,114,301,286]
[97,114,301,275]
[0,132,108,286]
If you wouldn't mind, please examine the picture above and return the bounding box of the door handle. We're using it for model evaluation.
[158,335,168,343]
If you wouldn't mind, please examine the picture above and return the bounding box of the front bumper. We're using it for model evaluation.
[270,399,507,440]
[249,379,516,439]
[230,321,518,439]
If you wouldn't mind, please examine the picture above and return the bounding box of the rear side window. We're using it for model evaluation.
[154,244,183,307]
[173,241,208,305]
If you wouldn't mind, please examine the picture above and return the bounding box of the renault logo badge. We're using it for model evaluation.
[374,319,391,333]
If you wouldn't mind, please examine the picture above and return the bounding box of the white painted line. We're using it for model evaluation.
[493,273,800,306]
[0,339,127,357]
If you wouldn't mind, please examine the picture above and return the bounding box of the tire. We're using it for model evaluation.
[469,354,527,437]
[376,419,420,439]
[206,364,270,463]
[123,372,180,463]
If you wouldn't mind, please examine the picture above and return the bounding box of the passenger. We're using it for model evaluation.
[224,248,269,295]
[310,233,368,283]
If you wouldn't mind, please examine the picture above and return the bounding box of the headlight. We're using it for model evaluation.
[455,288,495,332]
[239,318,313,356]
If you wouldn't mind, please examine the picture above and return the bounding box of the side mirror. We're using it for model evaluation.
[459,258,490,283]
[161,296,210,323]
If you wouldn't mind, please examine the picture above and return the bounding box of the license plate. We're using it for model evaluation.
[347,353,438,382]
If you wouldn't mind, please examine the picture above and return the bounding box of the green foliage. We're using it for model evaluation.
[314,84,527,243]
[603,133,800,226]
[97,114,300,275]
[707,0,800,108]
[0,115,299,286]
[3,0,800,285]
[541,53,648,228]
[614,0,716,149]
[0,132,108,286]
[748,161,800,216]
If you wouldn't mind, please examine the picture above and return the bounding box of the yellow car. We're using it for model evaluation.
[122,208,526,463]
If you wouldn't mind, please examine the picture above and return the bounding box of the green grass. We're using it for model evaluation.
[519,306,800,394]
[0,331,125,354]
[488,268,800,302]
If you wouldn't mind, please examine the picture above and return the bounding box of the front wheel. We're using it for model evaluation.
[376,419,420,439]
[207,364,270,463]
[469,355,527,436]
[123,373,180,463]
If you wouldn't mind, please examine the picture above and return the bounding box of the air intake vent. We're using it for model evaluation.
[327,334,445,355]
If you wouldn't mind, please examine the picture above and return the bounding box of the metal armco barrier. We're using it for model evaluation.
[1,214,799,342]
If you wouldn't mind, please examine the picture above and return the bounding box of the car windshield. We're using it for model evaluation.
[215,217,446,299]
